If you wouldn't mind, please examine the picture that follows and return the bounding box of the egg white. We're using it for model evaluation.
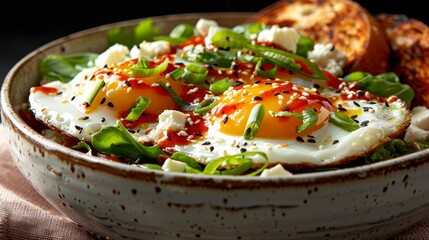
[173,98,410,167]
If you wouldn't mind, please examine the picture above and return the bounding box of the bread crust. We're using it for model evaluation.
[245,0,390,75]
[376,14,429,108]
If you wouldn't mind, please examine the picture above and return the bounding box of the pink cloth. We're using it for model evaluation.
[0,125,428,239]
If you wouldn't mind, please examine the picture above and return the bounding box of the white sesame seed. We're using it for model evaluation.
[177,130,188,137]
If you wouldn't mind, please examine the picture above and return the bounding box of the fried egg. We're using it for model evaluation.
[29,58,209,141]
[173,79,411,168]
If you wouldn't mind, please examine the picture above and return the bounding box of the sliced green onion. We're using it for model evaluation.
[209,77,231,95]
[169,23,195,38]
[329,111,360,132]
[203,152,269,176]
[211,29,250,49]
[271,108,318,133]
[85,79,105,105]
[244,104,265,140]
[182,64,208,84]
[232,23,267,36]
[170,152,203,172]
[131,57,169,77]
[124,96,151,121]
[297,108,318,133]
[158,81,197,111]
[255,58,278,78]
[343,71,369,82]
[168,68,185,81]
[295,36,315,58]
[194,97,218,115]
[247,44,326,80]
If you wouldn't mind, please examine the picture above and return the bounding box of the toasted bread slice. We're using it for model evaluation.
[376,14,429,108]
[245,0,390,75]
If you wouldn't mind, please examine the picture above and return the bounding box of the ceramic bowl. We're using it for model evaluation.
[2,12,429,240]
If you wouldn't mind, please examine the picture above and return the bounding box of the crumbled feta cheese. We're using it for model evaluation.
[150,110,187,139]
[130,40,170,59]
[260,164,293,177]
[307,43,347,77]
[95,43,129,68]
[257,25,300,53]
[196,18,219,36]
[404,106,429,142]
[162,159,186,172]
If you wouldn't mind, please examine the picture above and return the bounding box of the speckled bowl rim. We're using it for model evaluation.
[2,12,429,187]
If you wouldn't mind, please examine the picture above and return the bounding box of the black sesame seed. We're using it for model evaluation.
[194,132,202,136]
[264,82,273,85]
[100,97,106,104]
[103,64,107,68]
[282,90,290,94]
[101,117,106,122]
[223,116,229,124]
[332,140,339,145]
[80,116,89,120]
[71,96,76,101]
[128,129,136,134]
[307,139,316,143]
[363,107,373,112]
[90,75,95,80]
[107,102,115,108]
[57,91,63,95]
[243,142,248,146]
[296,136,305,142]
[233,71,239,77]
[370,101,377,104]
[338,107,347,112]
[351,115,358,119]
[210,146,214,152]
[175,62,185,66]
[202,141,211,145]
[356,90,363,98]
[313,84,320,89]
[282,106,290,111]
[274,92,281,96]
[167,133,172,139]
[353,101,360,107]
[75,125,83,134]
[361,120,369,127]
[255,80,261,84]
[252,96,263,101]
[240,148,247,153]
[307,135,315,138]
[233,81,244,87]
[124,80,131,87]
[385,101,390,107]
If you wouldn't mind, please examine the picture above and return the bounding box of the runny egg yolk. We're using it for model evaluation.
[210,80,335,139]
[81,59,187,120]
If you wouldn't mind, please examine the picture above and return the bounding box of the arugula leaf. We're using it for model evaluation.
[91,121,165,161]
[365,139,429,164]
[39,53,97,83]
[107,18,161,49]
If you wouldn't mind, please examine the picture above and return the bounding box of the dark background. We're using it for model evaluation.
[0,0,427,84]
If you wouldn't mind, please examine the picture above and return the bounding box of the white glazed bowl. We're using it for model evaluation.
[2,12,429,240]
